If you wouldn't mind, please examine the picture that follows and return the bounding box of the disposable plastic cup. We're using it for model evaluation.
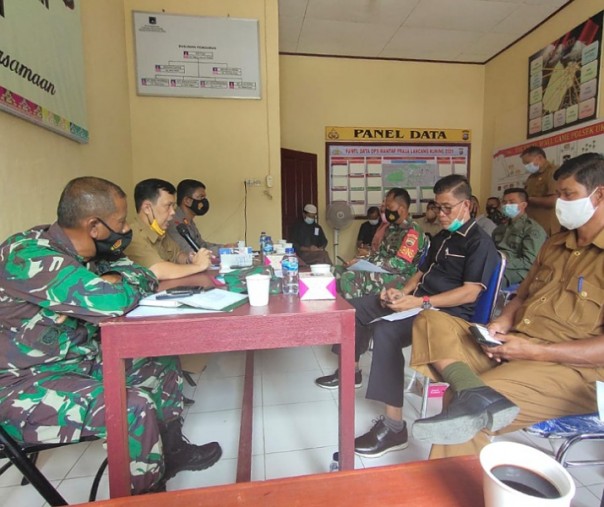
[245,274,270,306]
[480,442,575,507]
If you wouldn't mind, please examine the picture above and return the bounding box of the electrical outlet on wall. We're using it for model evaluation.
[266,175,273,188]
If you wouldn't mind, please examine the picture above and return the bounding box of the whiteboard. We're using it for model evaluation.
[491,118,604,195]
[133,11,261,99]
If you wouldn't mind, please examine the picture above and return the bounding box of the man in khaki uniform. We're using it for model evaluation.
[521,146,560,235]
[125,178,212,280]
[409,152,604,458]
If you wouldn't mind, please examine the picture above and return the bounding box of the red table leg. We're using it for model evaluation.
[338,312,355,471]
[103,342,131,497]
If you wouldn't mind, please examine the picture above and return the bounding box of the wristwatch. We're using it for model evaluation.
[421,296,432,310]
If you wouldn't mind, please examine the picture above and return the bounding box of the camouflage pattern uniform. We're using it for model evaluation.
[0,223,180,494]
[335,219,427,299]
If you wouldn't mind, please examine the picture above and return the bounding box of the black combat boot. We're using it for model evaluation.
[160,418,222,480]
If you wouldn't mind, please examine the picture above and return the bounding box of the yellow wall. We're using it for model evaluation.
[0,0,132,240]
[0,0,281,249]
[124,0,282,248]
[279,56,485,259]
[483,0,604,192]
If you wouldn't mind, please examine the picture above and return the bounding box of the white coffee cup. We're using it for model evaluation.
[480,442,575,507]
[245,274,271,306]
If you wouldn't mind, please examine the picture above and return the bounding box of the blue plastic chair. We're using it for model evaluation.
[418,251,507,417]
[526,413,604,468]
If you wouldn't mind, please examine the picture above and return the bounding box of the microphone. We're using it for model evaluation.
[176,223,200,252]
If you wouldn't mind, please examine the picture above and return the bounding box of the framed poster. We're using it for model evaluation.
[325,127,471,217]
[133,11,261,99]
[527,11,603,138]
[492,118,604,195]
[0,0,88,143]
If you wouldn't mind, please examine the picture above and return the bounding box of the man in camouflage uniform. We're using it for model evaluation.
[336,188,427,300]
[0,177,221,494]
[492,187,546,287]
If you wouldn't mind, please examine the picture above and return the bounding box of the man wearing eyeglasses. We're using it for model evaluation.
[124,178,212,280]
[347,174,499,458]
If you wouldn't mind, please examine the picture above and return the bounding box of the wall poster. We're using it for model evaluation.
[325,127,471,217]
[0,0,88,142]
[492,118,604,196]
[133,11,261,99]
[527,11,603,139]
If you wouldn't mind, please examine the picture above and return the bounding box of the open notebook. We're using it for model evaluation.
[127,289,248,317]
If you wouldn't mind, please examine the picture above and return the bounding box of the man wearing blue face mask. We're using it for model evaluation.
[492,188,546,287]
[520,146,560,235]
[289,203,332,265]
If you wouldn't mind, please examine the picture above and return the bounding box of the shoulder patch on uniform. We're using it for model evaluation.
[397,229,419,263]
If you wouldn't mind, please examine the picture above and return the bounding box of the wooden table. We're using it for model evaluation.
[75,456,485,506]
[100,275,356,498]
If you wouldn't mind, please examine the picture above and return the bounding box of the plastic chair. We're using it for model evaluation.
[418,251,507,417]
[525,413,604,468]
[0,425,107,505]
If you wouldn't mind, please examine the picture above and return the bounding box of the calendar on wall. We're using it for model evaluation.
[325,127,471,217]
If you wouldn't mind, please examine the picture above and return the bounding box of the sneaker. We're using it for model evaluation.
[354,417,408,458]
[164,441,222,480]
[315,369,362,390]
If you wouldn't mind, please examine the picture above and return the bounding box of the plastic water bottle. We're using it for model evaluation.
[263,236,274,256]
[259,231,267,253]
[281,247,299,295]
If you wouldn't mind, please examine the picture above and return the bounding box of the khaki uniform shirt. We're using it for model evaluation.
[514,228,604,352]
[525,160,560,235]
[124,215,182,268]
[492,213,547,286]
[417,216,442,238]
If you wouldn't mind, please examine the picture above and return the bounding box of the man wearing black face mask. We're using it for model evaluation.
[0,177,222,493]
[167,179,234,255]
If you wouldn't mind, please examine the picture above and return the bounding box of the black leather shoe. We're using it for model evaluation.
[315,369,362,390]
[354,417,408,458]
[412,386,519,445]
[164,441,222,480]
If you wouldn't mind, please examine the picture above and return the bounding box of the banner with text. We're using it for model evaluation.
[326,126,471,216]
[0,0,88,143]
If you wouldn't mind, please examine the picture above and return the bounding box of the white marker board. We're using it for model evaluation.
[133,11,261,99]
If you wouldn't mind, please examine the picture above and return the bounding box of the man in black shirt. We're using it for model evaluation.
[356,206,381,256]
[345,175,500,459]
[289,204,332,265]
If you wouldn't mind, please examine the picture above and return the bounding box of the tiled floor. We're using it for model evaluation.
[1,346,603,506]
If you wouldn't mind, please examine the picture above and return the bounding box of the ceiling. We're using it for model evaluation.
[278,0,572,63]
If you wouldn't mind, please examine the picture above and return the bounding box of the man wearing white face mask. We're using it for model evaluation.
[520,146,560,235]
[492,188,546,287]
[409,152,604,459]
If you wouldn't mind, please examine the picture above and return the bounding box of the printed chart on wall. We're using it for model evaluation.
[133,11,261,99]
[527,11,603,138]
[492,118,604,196]
[325,127,471,217]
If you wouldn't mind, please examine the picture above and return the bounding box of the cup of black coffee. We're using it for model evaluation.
[480,442,575,507]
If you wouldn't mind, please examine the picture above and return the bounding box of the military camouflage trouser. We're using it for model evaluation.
[0,356,183,494]
[334,266,407,299]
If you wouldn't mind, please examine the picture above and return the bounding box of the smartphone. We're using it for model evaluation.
[469,324,503,347]
[166,286,203,295]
